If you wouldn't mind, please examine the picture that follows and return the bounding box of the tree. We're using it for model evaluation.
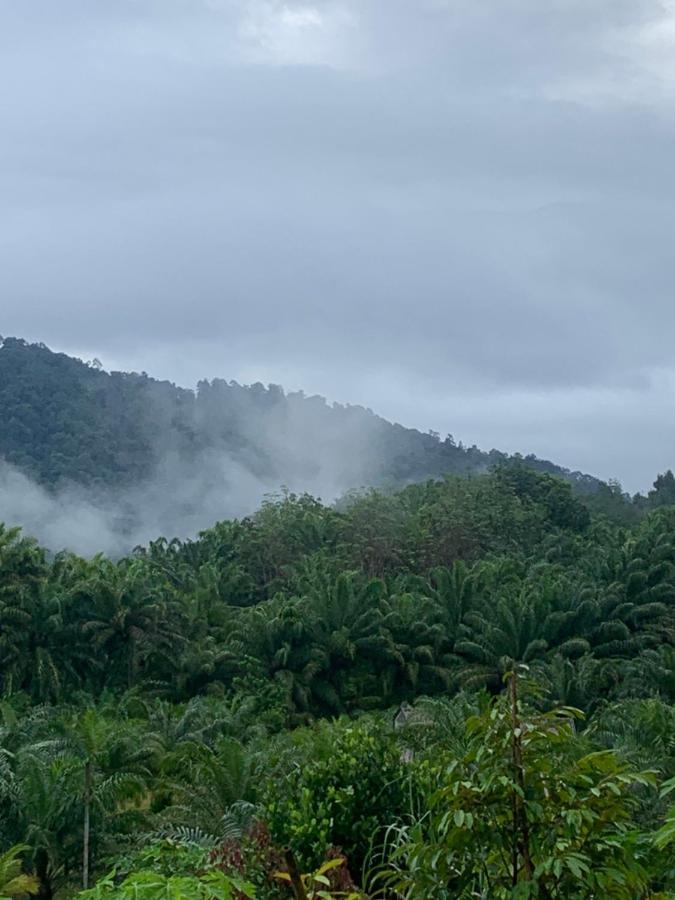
[73,557,183,689]
[648,471,675,509]
[54,707,154,889]
[0,845,39,898]
[298,572,390,713]
[0,526,46,695]
[264,720,408,875]
[160,737,258,842]
[377,591,450,703]
[388,673,658,898]
[0,750,78,900]
[452,567,594,692]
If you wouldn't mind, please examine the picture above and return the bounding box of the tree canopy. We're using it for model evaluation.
[0,363,673,895]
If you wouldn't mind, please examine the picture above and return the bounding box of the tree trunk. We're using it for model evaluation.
[36,877,53,900]
[284,850,308,900]
[83,760,92,890]
[509,669,533,883]
[35,851,53,900]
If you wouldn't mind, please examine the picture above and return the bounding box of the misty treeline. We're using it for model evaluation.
[0,465,674,898]
[0,337,606,557]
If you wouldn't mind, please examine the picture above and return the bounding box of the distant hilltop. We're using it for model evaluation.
[0,336,598,495]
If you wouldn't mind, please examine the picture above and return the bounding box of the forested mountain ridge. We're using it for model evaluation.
[0,336,598,494]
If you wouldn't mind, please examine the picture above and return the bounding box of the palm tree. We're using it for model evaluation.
[0,749,78,900]
[620,645,675,702]
[589,513,675,659]
[0,582,75,703]
[298,572,390,713]
[532,653,615,714]
[378,591,450,703]
[159,737,258,842]
[454,586,552,691]
[0,596,31,695]
[426,561,478,635]
[73,557,184,689]
[230,594,316,717]
[453,559,607,692]
[20,579,82,703]
[590,697,675,775]
[54,707,154,889]
[0,845,39,898]
[145,694,261,764]
[0,525,46,696]
[0,525,45,597]
[399,561,481,663]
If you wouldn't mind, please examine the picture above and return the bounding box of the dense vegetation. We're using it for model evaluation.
[0,337,597,494]
[0,464,674,897]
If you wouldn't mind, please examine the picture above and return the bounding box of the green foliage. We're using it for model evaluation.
[0,337,592,495]
[0,441,674,896]
[0,844,39,899]
[110,840,209,879]
[79,870,255,899]
[274,856,363,899]
[388,675,658,898]
[494,463,591,532]
[264,720,408,874]
[649,471,675,510]
[654,777,675,850]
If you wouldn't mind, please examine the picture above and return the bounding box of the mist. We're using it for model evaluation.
[0,389,391,556]
[0,459,255,557]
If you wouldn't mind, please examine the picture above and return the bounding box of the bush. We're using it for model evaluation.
[263,720,409,875]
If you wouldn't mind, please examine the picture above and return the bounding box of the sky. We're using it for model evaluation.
[2,1,675,494]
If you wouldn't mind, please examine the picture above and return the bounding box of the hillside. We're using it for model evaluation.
[0,336,597,494]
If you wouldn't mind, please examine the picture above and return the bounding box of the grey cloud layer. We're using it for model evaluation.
[2,0,675,493]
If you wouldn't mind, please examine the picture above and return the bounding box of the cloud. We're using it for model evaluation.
[1,0,674,494]
[0,380,410,555]
[237,1,357,66]
[0,454,271,557]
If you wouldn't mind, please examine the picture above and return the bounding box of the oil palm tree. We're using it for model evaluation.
[454,587,552,691]
[0,749,78,900]
[73,557,184,689]
[0,526,46,696]
[159,737,258,842]
[230,594,316,716]
[0,844,39,898]
[54,707,155,889]
[298,572,390,713]
[378,591,450,702]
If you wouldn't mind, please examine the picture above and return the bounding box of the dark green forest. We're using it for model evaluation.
[0,337,598,494]
[0,462,674,897]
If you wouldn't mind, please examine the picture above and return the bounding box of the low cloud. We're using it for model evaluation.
[0,456,269,557]
[0,381,402,555]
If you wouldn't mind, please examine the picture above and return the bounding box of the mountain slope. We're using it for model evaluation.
[0,336,598,496]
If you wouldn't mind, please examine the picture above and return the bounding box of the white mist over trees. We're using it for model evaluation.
[0,338,598,554]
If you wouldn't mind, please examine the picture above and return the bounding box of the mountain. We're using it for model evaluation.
[0,336,598,496]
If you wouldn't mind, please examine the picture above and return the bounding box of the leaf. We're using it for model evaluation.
[314,858,346,877]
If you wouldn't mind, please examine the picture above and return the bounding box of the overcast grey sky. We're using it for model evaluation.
[2,0,675,493]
